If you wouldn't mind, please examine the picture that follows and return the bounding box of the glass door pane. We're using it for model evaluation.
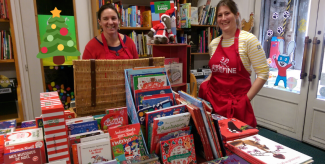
[317,35,325,100]
[260,0,310,94]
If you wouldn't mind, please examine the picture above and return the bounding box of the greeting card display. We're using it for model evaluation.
[218,118,258,141]
[160,135,196,164]
[226,134,313,164]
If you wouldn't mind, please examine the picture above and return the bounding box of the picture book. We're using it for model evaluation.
[120,153,159,164]
[226,134,313,164]
[80,133,109,143]
[160,134,196,164]
[208,113,226,157]
[155,126,191,155]
[127,67,167,87]
[101,112,128,131]
[69,130,103,145]
[200,151,250,164]
[165,63,183,85]
[190,7,199,25]
[109,123,144,161]
[21,120,36,128]
[66,116,94,135]
[134,86,172,108]
[105,107,128,122]
[0,128,14,136]
[145,104,186,150]
[95,159,118,164]
[150,113,191,153]
[4,148,43,164]
[93,114,106,129]
[218,118,258,141]
[141,96,172,109]
[181,3,191,28]
[178,91,219,159]
[70,120,99,135]
[0,119,16,129]
[79,139,112,164]
[133,74,167,90]
[211,113,227,121]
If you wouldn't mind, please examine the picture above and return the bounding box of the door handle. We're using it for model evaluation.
[300,36,311,79]
[308,37,320,81]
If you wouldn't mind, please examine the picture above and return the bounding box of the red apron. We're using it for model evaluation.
[101,33,132,59]
[199,29,257,127]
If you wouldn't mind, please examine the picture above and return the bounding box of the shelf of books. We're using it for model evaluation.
[0,65,315,164]
[0,19,9,23]
[0,59,14,63]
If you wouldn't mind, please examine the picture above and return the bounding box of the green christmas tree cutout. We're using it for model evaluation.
[37,7,80,65]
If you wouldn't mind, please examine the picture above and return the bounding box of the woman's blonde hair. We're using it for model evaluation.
[215,0,241,29]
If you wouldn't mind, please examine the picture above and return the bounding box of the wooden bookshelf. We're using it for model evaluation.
[0,18,9,22]
[191,24,215,27]
[191,53,209,55]
[0,59,15,63]
[0,0,24,123]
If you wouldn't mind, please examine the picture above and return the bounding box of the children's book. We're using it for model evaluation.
[134,74,167,90]
[69,130,104,145]
[120,154,160,164]
[93,114,106,130]
[150,112,191,153]
[80,133,110,143]
[21,120,36,128]
[211,113,227,121]
[78,139,112,164]
[160,134,196,164]
[70,120,99,135]
[141,96,172,109]
[0,128,14,136]
[165,63,183,85]
[145,104,186,150]
[226,134,313,164]
[178,91,219,159]
[218,118,259,141]
[0,119,16,129]
[4,148,43,164]
[134,86,172,108]
[95,159,118,164]
[127,67,167,87]
[101,112,128,131]
[66,116,94,135]
[208,113,226,157]
[109,123,143,162]
[181,3,191,28]
[190,7,199,25]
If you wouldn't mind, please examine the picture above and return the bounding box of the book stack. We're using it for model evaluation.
[40,92,71,164]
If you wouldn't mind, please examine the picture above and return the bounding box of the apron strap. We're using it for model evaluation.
[101,33,132,59]
[234,29,241,71]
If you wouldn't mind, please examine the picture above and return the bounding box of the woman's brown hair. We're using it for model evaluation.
[216,0,241,28]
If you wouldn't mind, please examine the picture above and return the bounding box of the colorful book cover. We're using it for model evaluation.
[226,134,313,164]
[150,1,177,37]
[21,120,36,128]
[160,134,196,164]
[181,3,191,28]
[0,128,14,136]
[69,130,104,145]
[79,139,112,164]
[134,74,167,90]
[165,63,183,85]
[109,123,145,161]
[218,118,258,141]
[178,91,219,159]
[4,148,43,164]
[96,159,118,164]
[120,154,159,164]
[141,96,172,109]
[101,112,128,130]
[150,113,191,153]
[145,104,186,150]
[191,7,199,25]
[70,120,99,135]
[134,86,172,108]
[0,119,16,129]
[142,10,152,27]
[211,114,227,121]
[94,114,106,129]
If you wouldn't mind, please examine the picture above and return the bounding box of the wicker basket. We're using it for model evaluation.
[73,57,165,116]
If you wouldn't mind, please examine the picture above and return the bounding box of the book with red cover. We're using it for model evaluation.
[4,148,43,164]
[186,104,213,161]
[218,118,259,141]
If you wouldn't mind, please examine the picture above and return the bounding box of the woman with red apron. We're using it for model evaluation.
[199,0,269,128]
[83,4,138,59]
[199,29,257,127]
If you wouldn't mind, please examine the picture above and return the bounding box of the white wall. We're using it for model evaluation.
[11,0,92,120]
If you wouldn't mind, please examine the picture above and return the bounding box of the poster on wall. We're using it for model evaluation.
[36,0,78,109]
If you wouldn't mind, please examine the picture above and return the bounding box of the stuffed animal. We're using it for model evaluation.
[148,7,176,44]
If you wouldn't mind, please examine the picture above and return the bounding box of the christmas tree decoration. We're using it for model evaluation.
[37,7,80,65]
[47,35,54,41]
[58,44,64,51]
[67,40,74,47]
[51,24,56,29]
[60,27,68,36]
[41,47,48,53]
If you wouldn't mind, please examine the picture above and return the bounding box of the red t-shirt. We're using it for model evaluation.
[82,34,139,59]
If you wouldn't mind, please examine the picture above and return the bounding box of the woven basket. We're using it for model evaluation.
[73,57,165,116]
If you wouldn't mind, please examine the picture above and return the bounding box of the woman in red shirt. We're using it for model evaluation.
[83,4,139,59]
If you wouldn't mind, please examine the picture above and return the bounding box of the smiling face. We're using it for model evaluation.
[217,5,239,33]
[98,8,119,35]
[277,55,290,67]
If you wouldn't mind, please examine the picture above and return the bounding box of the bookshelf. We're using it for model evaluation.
[0,0,24,123]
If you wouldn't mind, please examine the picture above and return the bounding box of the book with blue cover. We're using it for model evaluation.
[0,119,16,129]
[140,96,172,110]
[70,120,98,135]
